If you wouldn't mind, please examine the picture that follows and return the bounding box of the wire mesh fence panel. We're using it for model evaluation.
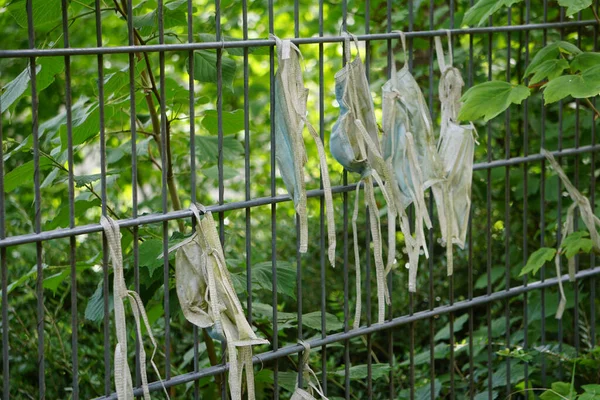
[0,0,599,399]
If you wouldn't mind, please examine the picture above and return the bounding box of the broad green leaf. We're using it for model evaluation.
[458,81,530,122]
[45,198,101,230]
[85,280,113,323]
[191,50,237,90]
[250,261,297,300]
[301,311,343,332]
[519,247,556,277]
[474,391,498,400]
[415,379,442,400]
[570,52,600,73]
[462,0,522,27]
[4,157,53,193]
[560,231,594,258]
[250,302,297,329]
[400,343,449,366]
[543,65,600,103]
[540,382,572,400]
[475,266,504,289]
[43,270,70,295]
[138,239,166,278]
[434,313,469,341]
[8,0,61,29]
[1,57,64,113]
[74,173,109,188]
[202,109,245,135]
[203,165,238,180]
[334,364,391,381]
[525,41,582,77]
[195,134,244,163]
[491,360,525,388]
[529,59,570,84]
[558,0,592,15]
[581,385,600,400]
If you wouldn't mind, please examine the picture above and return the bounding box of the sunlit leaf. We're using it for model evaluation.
[558,0,593,16]
[543,65,600,103]
[529,59,569,84]
[462,0,522,27]
[525,41,582,77]
[560,231,594,258]
[201,109,245,135]
[519,247,556,277]
[191,50,237,90]
[570,52,600,73]
[458,81,530,122]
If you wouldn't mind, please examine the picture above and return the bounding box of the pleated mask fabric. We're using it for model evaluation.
[271,34,337,267]
[542,149,600,319]
[331,31,400,326]
[381,31,433,293]
[174,204,269,400]
[100,216,169,400]
[431,31,477,277]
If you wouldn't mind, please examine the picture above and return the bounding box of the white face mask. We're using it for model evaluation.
[271,34,337,267]
[431,32,477,277]
[174,204,268,400]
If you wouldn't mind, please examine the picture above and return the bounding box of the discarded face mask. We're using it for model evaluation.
[290,341,328,400]
[542,149,600,319]
[271,34,336,267]
[331,31,401,327]
[431,31,477,277]
[100,216,169,400]
[381,30,434,293]
[174,204,269,400]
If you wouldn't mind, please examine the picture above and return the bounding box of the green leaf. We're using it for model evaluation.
[475,266,504,289]
[558,0,593,16]
[4,157,53,193]
[458,81,530,122]
[415,379,442,400]
[561,231,594,258]
[8,0,61,29]
[462,0,522,27]
[570,52,600,73]
[203,165,238,180]
[519,247,556,277]
[251,261,297,300]
[434,313,469,341]
[529,59,570,84]
[201,109,245,135]
[540,382,572,400]
[138,239,166,278]
[196,134,244,163]
[491,360,525,388]
[581,385,600,400]
[45,198,101,230]
[400,343,449,366]
[85,280,113,323]
[525,42,582,77]
[191,50,237,90]
[334,363,391,381]
[43,270,70,295]
[543,65,600,104]
[301,311,343,332]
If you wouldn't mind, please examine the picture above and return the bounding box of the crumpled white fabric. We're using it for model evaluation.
[330,31,399,326]
[381,31,435,293]
[290,341,328,400]
[542,149,600,319]
[173,204,269,400]
[100,216,169,400]
[270,34,337,267]
[431,31,477,277]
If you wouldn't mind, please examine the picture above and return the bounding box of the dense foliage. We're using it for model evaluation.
[0,0,599,398]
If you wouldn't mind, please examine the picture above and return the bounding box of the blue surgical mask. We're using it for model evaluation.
[271,34,337,267]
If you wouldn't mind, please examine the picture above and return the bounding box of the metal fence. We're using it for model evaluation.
[0,0,599,399]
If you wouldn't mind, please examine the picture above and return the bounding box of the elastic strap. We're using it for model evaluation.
[341,31,361,64]
[352,183,362,330]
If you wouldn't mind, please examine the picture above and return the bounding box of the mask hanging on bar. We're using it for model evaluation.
[290,341,329,400]
[271,34,337,267]
[381,31,434,293]
[173,204,269,400]
[542,149,600,319]
[100,216,169,400]
[431,31,477,278]
[330,31,402,327]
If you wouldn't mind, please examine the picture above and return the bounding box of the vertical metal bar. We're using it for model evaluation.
[386,1,395,397]
[0,47,8,400]
[590,4,598,349]
[60,0,78,397]
[341,2,350,399]
[93,0,110,395]
[486,14,494,400]
[26,0,45,397]
[268,1,278,398]
[318,0,328,394]
[242,0,252,328]
[187,0,199,397]
[504,6,512,397]
[364,3,372,399]
[540,0,548,386]
[467,2,475,397]
[123,0,141,391]
[407,4,415,400]
[557,6,565,380]
[522,1,530,396]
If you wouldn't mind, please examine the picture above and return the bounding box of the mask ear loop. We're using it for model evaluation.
[446,29,453,66]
